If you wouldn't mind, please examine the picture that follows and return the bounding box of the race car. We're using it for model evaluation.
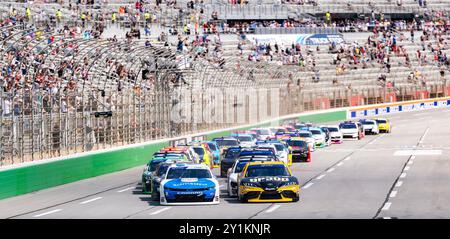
[231,133,257,148]
[321,125,343,144]
[339,121,362,140]
[375,118,391,133]
[213,137,240,151]
[237,161,300,203]
[220,146,243,177]
[293,130,316,151]
[227,155,277,197]
[191,145,213,168]
[359,119,379,135]
[286,139,311,162]
[255,140,290,166]
[309,127,327,148]
[250,128,273,140]
[160,163,220,205]
[206,141,221,166]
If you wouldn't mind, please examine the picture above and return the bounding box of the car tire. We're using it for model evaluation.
[293,196,299,202]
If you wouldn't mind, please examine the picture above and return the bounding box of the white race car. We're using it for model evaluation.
[360,119,379,135]
[340,121,361,140]
[321,125,343,144]
[160,163,220,205]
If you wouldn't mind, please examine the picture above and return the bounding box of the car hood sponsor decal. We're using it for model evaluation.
[247,176,293,183]
[165,178,215,189]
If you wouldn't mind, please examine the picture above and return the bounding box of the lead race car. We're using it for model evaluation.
[160,163,220,205]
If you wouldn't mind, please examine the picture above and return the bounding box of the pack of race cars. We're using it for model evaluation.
[141,118,391,205]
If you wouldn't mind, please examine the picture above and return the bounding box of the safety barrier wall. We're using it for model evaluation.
[1,96,450,200]
[348,97,450,119]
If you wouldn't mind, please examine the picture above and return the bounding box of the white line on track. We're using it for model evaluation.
[150,207,172,215]
[33,209,62,218]
[404,166,410,171]
[382,202,392,211]
[316,174,326,180]
[337,162,344,167]
[400,173,407,178]
[80,197,102,204]
[344,157,351,161]
[302,182,314,189]
[395,181,403,187]
[407,161,414,165]
[265,205,281,213]
[326,168,335,173]
[411,155,416,160]
[419,128,430,144]
[117,187,135,193]
[389,191,398,198]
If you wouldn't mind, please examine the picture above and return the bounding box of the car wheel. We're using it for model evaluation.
[293,196,299,202]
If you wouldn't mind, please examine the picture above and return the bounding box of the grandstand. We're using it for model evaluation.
[0,0,448,166]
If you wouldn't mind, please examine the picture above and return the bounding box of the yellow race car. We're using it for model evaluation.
[374,118,391,133]
[191,145,213,169]
[237,161,300,203]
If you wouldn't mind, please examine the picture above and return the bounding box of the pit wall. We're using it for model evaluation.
[1,97,450,200]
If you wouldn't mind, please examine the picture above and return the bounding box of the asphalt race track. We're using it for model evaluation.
[1,107,450,219]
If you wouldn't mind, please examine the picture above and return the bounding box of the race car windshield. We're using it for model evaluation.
[274,144,285,151]
[237,136,253,142]
[310,130,321,135]
[376,119,387,124]
[326,127,339,132]
[149,161,164,171]
[363,121,375,125]
[166,168,212,179]
[299,133,311,137]
[193,147,204,156]
[157,164,170,176]
[341,124,357,129]
[225,148,241,158]
[207,143,218,151]
[216,140,239,147]
[287,140,307,147]
[235,162,249,173]
[246,165,290,177]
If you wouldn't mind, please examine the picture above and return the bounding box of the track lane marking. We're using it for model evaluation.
[382,203,392,211]
[302,182,314,189]
[326,168,335,173]
[419,128,430,144]
[407,161,413,165]
[400,173,407,178]
[404,166,410,171]
[344,157,351,161]
[316,174,326,180]
[337,162,344,166]
[33,209,62,218]
[80,197,102,204]
[150,207,172,215]
[395,181,403,187]
[117,187,135,193]
[265,205,281,213]
[389,191,398,198]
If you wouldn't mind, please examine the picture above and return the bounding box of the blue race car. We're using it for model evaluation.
[206,141,221,165]
[160,164,220,205]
